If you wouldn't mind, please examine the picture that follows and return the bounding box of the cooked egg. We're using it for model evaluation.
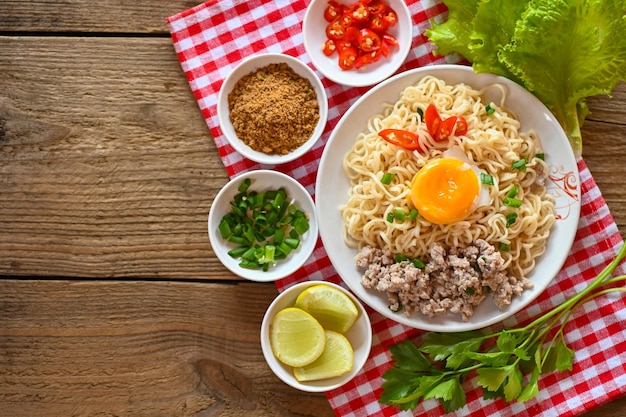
[409,147,492,224]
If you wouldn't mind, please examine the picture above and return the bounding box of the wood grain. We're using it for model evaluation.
[1,1,626,416]
[0,280,334,416]
[0,36,233,279]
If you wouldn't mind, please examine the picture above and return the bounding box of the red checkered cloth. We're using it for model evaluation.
[167,1,626,416]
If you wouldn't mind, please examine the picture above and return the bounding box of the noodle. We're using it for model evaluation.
[341,76,555,280]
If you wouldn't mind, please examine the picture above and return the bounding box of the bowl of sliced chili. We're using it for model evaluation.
[302,0,412,87]
[208,170,319,282]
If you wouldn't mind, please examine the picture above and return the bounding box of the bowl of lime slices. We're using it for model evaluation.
[260,280,372,392]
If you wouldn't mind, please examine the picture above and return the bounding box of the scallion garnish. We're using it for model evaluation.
[506,212,519,228]
[504,197,523,208]
[507,184,520,198]
[381,172,395,185]
[394,208,406,222]
[480,172,494,185]
[408,208,419,220]
[535,153,545,161]
[498,242,510,252]
[512,159,527,172]
[218,179,310,271]
[485,103,496,115]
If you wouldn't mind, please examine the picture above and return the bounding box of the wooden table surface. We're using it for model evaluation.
[1,1,625,416]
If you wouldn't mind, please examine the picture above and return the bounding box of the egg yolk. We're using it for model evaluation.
[410,157,480,224]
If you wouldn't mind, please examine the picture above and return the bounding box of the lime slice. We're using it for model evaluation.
[293,330,354,382]
[294,284,359,333]
[269,307,326,367]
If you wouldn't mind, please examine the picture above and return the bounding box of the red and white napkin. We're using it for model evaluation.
[167,1,626,416]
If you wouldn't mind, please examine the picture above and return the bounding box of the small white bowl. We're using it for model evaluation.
[302,0,412,87]
[217,53,328,165]
[260,281,372,392]
[208,170,318,282]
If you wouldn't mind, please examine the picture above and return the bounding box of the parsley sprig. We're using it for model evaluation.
[380,240,626,413]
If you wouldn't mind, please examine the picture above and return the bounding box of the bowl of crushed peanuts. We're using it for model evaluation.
[217,53,328,165]
[302,0,412,87]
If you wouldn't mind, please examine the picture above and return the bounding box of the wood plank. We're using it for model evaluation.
[1,37,626,280]
[0,280,334,416]
[0,1,203,34]
[0,36,233,279]
[1,279,625,416]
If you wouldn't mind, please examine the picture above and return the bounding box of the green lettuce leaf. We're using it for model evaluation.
[425,0,481,60]
[469,0,527,83]
[499,0,626,156]
[425,0,626,156]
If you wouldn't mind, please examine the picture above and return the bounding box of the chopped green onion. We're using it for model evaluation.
[218,219,232,239]
[395,253,408,263]
[238,178,251,193]
[485,103,496,115]
[506,184,520,198]
[227,245,250,258]
[506,212,519,228]
[381,172,395,185]
[394,208,406,222]
[284,237,300,249]
[504,197,523,208]
[386,212,395,223]
[416,108,424,120]
[273,228,285,245]
[292,216,309,235]
[411,258,426,269]
[465,288,476,295]
[535,153,545,161]
[217,179,310,271]
[277,242,293,256]
[408,209,419,220]
[498,242,511,252]
[480,172,494,185]
[512,158,527,172]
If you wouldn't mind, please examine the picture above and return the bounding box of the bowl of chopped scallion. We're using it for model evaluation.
[208,170,318,281]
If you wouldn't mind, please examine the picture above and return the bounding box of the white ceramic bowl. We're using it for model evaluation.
[315,64,581,332]
[208,170,318,282]
[260,280,372,392]
[217,53,328,165]
[302,0,412,87]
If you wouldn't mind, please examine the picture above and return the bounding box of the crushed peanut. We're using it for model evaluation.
[228,63,320,156]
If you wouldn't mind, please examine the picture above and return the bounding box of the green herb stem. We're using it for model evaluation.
[381,241,626,412]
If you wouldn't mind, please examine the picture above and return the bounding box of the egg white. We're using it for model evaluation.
[442,146,493,210]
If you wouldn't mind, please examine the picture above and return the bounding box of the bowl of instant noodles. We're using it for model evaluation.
[217,53,328,165]
[315,64,581,332]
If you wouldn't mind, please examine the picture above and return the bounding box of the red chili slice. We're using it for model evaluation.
[338,46,358,70]
[367,1,387,15]
[379,129,422,151]
[326,17,346,40]
[369,14,388,32]
[382,8,398,27]
[357,28,382,52]
[323,0,344,22]
[348,1,370,22]
[354,49,381,69]
[436,116,468,141]
[382,33,398,47]
[322,38,336,56]
[424,104,442,138]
